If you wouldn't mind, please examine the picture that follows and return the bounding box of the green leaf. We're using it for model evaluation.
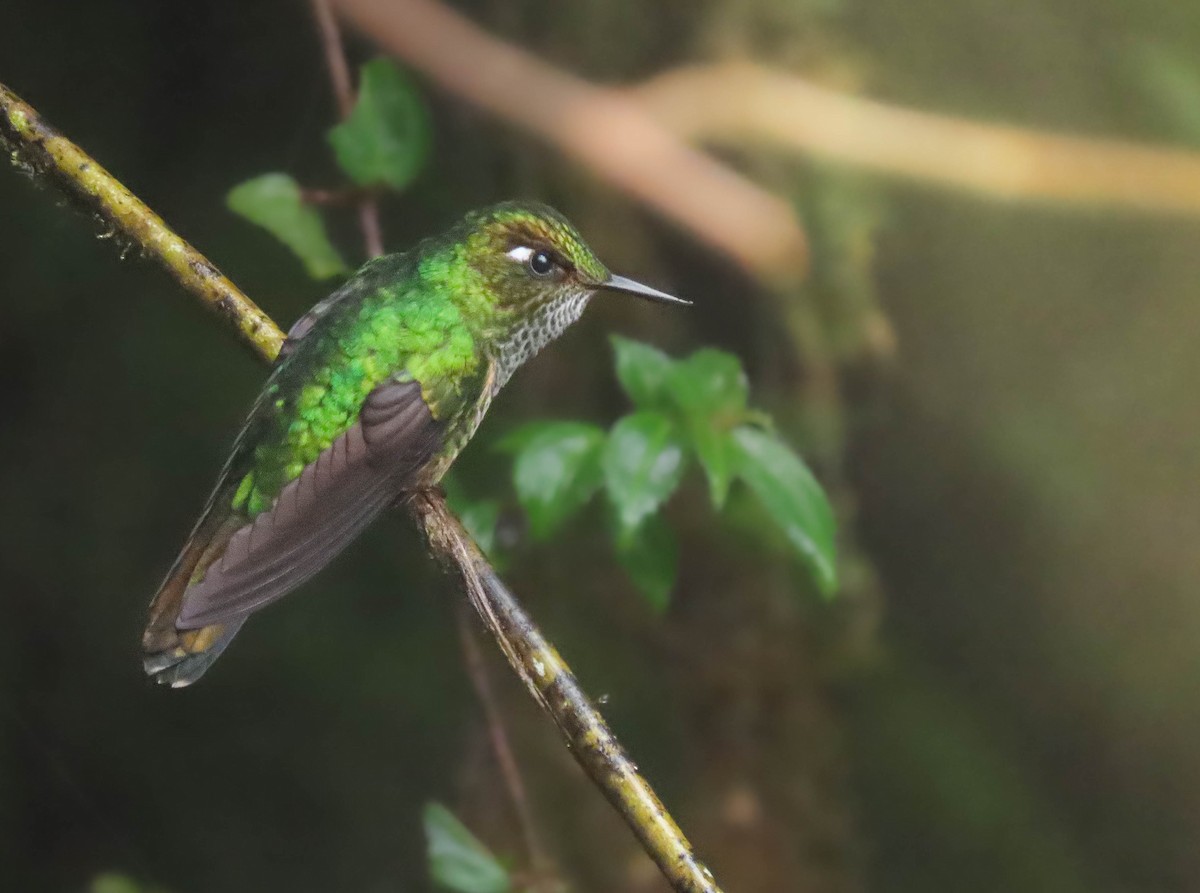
[90,875,141,893]
[615,514,678,613]
[611,336,674,408]
[603,412,687,536]
[328,58,430,190]
[1127,42,1200,146]
[226,173,347,279]
[668,348,749,418]
[690,425,737,510]
[732,426,837,597]
[668,349,748,509]
[511,422,605,539]
[441,473,501,557]
[423,803,511,893]
[460,500,501,557]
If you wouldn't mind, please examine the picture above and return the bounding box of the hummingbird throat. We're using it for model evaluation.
[492,289,592,392]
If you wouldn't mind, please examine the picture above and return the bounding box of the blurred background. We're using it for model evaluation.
[4,1,1200,891]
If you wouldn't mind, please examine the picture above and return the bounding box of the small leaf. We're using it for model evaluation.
[459,500,501,557]
[611,336,674,408]
[615,514,678,613]
[511,422,605,539]
[690,425,737,509]
[668,349,748,509]
[227,174,347,279]
[603,412,687,536]
[494,420,577,454]
[732,426,837,597]
[441,473,501,557]
[328,58,430,190]
[424,803,511,893]
[668,348,749,418]
[90,875,141,893]
[1127,42,1200,146]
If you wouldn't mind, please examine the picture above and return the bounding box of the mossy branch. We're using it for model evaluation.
[0,81,725,893]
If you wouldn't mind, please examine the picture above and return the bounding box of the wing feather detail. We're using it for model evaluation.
[172,379,443,630]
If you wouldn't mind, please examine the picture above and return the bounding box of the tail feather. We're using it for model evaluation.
[142,619,246,688]
[142,514,244,687]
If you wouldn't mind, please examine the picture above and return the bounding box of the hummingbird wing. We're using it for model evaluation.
[172,377,444,630]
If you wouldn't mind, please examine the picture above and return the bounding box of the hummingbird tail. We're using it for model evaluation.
[142,618,246,688]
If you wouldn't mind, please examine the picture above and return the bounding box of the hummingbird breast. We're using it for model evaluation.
[492,289,592,392]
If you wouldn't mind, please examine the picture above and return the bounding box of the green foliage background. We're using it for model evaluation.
[3,1,1200,892]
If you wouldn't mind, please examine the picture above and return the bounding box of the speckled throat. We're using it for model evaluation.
[492,288,592,392]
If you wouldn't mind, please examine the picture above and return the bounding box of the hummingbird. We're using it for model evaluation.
[142,201,688,687]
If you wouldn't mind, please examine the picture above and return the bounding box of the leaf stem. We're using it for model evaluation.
[455,603,555,889]
[310,0,385,258]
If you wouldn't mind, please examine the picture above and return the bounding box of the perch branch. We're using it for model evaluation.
[0,83,283,361]
[413,493,723,893]
[310,0,385,258]
[0,81,724,893]
[330,0,809,282]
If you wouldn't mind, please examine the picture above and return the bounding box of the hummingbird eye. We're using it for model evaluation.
[529,249,555,277]
[506,244,563,279]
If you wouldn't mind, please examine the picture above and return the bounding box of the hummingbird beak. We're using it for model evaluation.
[599,274,691,306]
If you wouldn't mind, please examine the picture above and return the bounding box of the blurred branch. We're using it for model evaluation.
[0,80,724,893]
[332,0,1200,235]
[310,0,385,258]
[0,82,284,361]
[330,0,809,282]
[635,63,1200,214]
[412,492,724,893]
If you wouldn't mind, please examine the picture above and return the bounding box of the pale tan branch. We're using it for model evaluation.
[634,63,1200,214]
[330,0,809,281]
[333,0,1200,231]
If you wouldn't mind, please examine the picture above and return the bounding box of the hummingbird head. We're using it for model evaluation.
[459,201,689,314]
[453,201,689,388]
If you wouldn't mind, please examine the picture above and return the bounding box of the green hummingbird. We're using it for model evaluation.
[142,201,687,687]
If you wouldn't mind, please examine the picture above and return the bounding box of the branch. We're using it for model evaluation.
[329,0,809,282]
[634,63,1200,215]
[332,0,1200,237]
[412,493,723,893]
[0,83,284,362]
[0,81,724,893]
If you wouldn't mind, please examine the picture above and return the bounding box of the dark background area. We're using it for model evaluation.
[4,1,1200,891]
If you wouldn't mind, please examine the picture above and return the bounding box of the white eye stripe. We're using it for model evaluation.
[506,246,534,263]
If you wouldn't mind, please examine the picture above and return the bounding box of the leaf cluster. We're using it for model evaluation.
[225,58,429,274]
[468,337,837,610]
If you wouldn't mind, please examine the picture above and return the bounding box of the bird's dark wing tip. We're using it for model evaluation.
[142,620,244,688]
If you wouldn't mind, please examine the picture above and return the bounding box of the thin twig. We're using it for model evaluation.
[412,493,724,893]
[0,83,284,361]
[329,0,809,282]
[300,184,383,206]
[455,603,553,885]
[311,0,385,258]
[0,81,724,893]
